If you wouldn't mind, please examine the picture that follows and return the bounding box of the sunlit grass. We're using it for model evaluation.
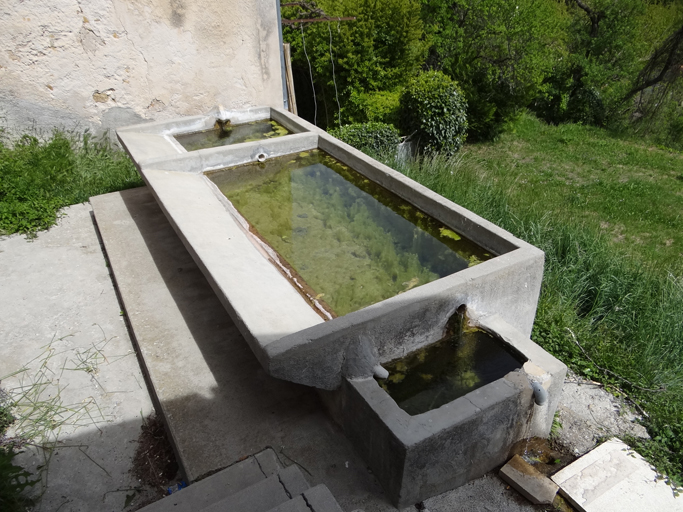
[462,114,683,272]
[0,130,142,237]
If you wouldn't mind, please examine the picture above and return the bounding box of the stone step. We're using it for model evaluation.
[138,448,282,512]
[203,464,309,512]
[265,495,310,512]
[301,485,345,512]
[264,485,345,512]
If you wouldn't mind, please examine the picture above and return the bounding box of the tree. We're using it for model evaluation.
[535,0,657,126]
[624,23,683,102]
[282,0,427,129]
[421,0,567,140]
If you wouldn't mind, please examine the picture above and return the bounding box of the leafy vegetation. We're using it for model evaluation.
[422,0,567,140]
[0,131,142,237]
[328,122,401,157]
[284,0,683,148]
[282,0,426,127]
[399,71,468,154]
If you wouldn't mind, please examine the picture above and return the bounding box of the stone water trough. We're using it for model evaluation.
[117,106,566,508]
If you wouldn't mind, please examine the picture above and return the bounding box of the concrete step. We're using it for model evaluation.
[203,464,309,512]
[265,495,310,512]
[138,448,282,512]
[301,485,345,512]
[264,485,345,512]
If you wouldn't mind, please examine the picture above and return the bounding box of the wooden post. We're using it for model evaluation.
[283,43,298,116]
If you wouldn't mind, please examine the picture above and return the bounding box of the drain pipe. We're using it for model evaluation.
[530,381,548,406]
[373,364,389,380]
[528,379,550,438]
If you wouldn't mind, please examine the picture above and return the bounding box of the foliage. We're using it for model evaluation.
[399,71,468,154]
[0,392,15,438]
[0,131,142,237]
[328,122,401,157]
[421,0,567,140]
[535,0,683,128]
[346,89,401,126]
[282,0,427,128]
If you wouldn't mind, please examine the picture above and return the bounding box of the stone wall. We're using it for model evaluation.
[0,0,284,138]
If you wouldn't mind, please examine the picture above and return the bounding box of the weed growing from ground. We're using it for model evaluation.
[0,330,131,509]
[0,130,142,237]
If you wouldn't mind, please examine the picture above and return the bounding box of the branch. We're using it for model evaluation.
[572,0,603,38]
[623,24,683,102]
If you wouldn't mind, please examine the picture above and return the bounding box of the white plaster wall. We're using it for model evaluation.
[0,0,284,137]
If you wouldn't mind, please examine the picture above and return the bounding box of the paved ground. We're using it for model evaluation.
[0,189,655,512]
[0,203,155,511]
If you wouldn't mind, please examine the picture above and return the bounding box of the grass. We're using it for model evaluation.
[378,117,683,486]
[0,130,143,237]
[0,332,120,510]
[462,114,683,272]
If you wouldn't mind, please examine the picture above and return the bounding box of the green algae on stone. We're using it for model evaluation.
[207,149,493,316]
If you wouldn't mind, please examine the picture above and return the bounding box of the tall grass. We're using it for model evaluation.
[386,152,683,486]
[0,130,142,237]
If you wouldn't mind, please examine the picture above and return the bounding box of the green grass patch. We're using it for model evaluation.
[0,130,143,237]
[382,138,683,486]
[461,114,683,272]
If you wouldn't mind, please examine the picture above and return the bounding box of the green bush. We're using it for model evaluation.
[346,89,402,126]
[328,122,401,157]
[399,71,468,155]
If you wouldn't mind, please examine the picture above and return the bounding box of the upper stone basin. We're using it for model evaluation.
[117,107,546,391]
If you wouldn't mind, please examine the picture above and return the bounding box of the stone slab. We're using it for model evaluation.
[552,438,681,512]
[278,464,310,498]
[0,203,155,512]
[139,452,268,512]
[202,471,291,512]
[256,448,284,478]
[304,484,346,512]
[499,455,558,505]
[267,495,310,512]
[89,187,408,511]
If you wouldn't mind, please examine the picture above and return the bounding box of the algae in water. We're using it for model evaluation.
[208,150,493,316]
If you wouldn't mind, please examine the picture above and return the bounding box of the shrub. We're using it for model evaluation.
[346,89,402,126]
[328,122,401,157]
[399,71,468,155]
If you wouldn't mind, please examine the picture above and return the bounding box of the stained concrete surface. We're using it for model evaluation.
[90,187,400,511]
[0,0,284,139]
[553,371,649,456]
[422,473,549,512]
[552,438,680,512]
[0,203,155,511]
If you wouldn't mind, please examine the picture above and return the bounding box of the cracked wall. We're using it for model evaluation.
[0,0,284,139]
